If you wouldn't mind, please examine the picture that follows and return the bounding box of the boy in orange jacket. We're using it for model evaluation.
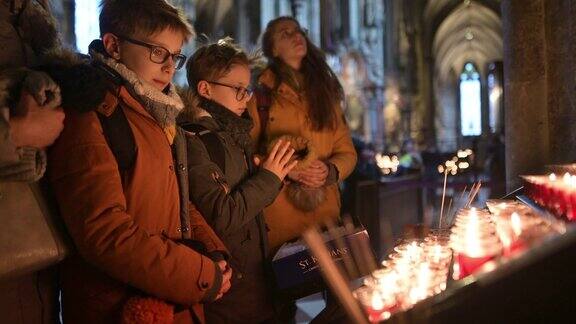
[48,1,231,323]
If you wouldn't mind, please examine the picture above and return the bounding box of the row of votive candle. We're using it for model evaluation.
[452,204,560,279]
[491,201,562,256]
[523,173,576,220]
[354,233,452,322]
[355,204,560,322]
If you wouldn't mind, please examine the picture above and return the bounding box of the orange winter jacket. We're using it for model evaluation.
[48,84,226,324]
[248,69,357,251]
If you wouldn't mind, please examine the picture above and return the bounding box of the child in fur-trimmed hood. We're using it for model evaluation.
[179,38,297,323]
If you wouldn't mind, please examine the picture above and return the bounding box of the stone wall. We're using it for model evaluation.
[502,0,576,189]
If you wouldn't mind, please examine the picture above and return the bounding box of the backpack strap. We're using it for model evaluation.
[97,106,137,172]
[180,122,226,172]
[93,59,137,172]
[254,85,272,148]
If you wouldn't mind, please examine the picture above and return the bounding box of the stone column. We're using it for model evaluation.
[544,1,576,164]
[502,0,576,190]
[502,0,549,190]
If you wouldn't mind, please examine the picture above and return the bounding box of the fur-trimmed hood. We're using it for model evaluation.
[0,0,61,68]
[0,47,109,114]
[38,49,108,113]
[0,0,109,114]
[177,87,208,123]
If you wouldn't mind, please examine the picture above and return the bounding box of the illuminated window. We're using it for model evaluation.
[487,63,503,133]
[459,62,482,136]
[75,0,101,53]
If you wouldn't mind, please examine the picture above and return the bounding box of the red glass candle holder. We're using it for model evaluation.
[454,252,497,279]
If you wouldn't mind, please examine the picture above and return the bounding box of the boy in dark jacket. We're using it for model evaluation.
[180,39,296,323]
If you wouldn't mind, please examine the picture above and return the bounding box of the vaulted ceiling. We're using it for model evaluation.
[425,0,503,80]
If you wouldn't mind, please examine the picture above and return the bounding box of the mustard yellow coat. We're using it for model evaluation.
[248,69,357,251]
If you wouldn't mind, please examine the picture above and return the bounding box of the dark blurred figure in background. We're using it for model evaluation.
[486,132,506,198]
[341,136,379,217]
[398,138,423,175]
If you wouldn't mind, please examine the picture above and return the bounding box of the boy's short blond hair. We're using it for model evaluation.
[99,0,194,40]
[186,38,253,96]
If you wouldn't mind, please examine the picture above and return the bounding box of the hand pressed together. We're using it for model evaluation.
[288,160,329,188]
[215,260,232,300]
[10,91,65,148]
[261,139,298,181]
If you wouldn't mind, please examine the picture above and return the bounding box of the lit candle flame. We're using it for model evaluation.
[496,221,512,248]
[563,172,571,184]
[511,212,522,237]
[395,258,410,275]
[549,173,557,181]
[376,154,399,174]
[371,290,384,310]
[407,263,431,305]
[465,208,483,257]
[406,241,421,261]
[452,261,461,280]
[417,263,430,285]
[433,244,442,263]
[378,271,397,293]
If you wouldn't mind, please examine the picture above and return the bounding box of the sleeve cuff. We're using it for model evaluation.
[325,162,339,185]
[200,261,222,303]
[258,168,282,191]
[0,147,46,182]
[208,250,228,262]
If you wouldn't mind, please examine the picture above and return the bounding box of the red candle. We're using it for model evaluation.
[365,305,387,323]
[455,253,497,279]
[450,208,502,279]
[504,239,527,256]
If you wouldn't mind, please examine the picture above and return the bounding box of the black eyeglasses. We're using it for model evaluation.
[116,35,187,70]
[206,81,253,101]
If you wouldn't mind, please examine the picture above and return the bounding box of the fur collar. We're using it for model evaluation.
[89,44,184,111]
[178,87,206,122]
[90,40,183,143]
[0,0,61,66]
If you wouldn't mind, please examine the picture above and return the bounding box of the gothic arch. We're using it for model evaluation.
[428,1,503,150]
[433,1,503,81]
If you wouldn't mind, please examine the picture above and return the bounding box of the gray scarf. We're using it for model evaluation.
[199,98,254,152]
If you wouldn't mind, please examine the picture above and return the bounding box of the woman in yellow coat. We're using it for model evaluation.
[248,16,357,252]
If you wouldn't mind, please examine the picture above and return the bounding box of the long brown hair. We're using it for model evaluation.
[261,16,344,131]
